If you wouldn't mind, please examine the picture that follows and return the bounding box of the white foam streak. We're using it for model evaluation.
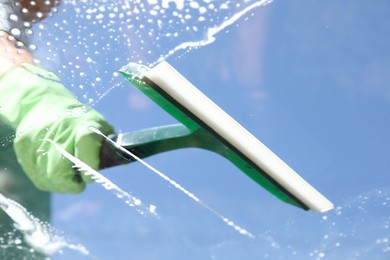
[90,127,254,238]
[0,192,89,256]
[154,0,273,65]
[45,139,156,216]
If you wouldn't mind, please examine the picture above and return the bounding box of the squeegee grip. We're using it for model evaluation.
[98,124,223,169]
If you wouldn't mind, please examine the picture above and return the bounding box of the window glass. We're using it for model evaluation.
[1,0,389,259]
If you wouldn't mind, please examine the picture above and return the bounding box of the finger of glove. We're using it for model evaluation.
[14,111,114,194]
[14,118,87,193]
[7,64,115,193]
[74,109,114,183]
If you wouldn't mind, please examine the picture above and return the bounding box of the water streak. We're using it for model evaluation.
[89,127,254,238]
[211,188,390,259]
[154,0,273,65]
[45,139,158,216]
[0,192,89,256]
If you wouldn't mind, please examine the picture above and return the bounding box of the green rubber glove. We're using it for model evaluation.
[0,63,114,193]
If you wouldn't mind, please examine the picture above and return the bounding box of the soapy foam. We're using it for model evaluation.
[29,0,273,104]
[0,192,89,257]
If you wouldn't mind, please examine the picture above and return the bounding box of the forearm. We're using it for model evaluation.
[0,31,33,76]
[0,0,34,76]
[0,0,61,76]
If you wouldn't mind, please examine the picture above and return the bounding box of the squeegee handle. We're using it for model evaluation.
[99,136,130,169]
[98,124,224,169]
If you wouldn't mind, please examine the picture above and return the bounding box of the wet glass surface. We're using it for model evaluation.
[1,0,390,259]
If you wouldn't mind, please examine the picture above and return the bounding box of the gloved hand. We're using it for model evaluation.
[0,63,114,193]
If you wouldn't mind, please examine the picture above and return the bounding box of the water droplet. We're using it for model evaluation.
[29,44,37,51]
[149,205,157,214]
[9,14,19,22]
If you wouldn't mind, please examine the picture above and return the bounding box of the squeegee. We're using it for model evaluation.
[100,61,333,213]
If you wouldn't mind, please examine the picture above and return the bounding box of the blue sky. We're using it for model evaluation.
[26,0,390,259]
